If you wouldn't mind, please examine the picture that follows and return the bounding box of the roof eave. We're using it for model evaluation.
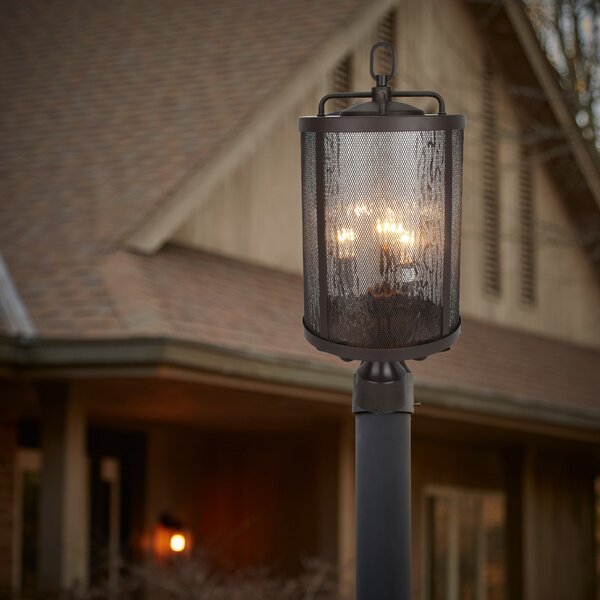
[2,334,600,435]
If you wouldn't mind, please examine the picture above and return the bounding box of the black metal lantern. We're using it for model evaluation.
[299,42,465,600]
[300,43,465,362]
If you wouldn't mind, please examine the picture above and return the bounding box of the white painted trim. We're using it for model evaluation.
[126,0,396,254]
[0,255,35,337]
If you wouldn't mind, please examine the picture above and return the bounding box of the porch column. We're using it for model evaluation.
[0,423,17,597]
[522,448,536,600]
[337,417,355,595]
[39,382,88,593]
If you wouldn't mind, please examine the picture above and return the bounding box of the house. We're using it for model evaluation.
[1,0,599,598]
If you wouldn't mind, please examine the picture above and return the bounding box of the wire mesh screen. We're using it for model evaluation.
[302,128,463,350]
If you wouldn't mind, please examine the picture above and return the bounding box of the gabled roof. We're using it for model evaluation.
[0,0,392,259]
[124,0,600,256]
[0,0,390,334]
[0,0,599,428]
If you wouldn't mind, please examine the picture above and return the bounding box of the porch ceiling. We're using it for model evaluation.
[81,377,346,433]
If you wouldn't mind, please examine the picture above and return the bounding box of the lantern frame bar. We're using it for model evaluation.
[317,90,447,117]
[315,131,329,338]
[303,318,461,362]
[299,114,465,133]
[442,130,454,337]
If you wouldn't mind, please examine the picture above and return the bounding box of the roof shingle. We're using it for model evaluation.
[108,245,600,414]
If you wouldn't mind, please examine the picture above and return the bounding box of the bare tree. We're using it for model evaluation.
[526,0,600,151]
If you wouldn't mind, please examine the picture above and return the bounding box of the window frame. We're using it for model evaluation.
[422,485,506,600]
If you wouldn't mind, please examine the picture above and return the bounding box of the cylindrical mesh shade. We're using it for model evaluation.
[301,126,463,354]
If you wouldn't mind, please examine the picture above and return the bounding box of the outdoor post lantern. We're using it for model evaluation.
[299,42,465,600]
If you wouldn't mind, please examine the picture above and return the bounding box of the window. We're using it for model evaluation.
[424,487,506,600]
[13,449,121,595]
[519,140,536,305]
[482,57,501,297]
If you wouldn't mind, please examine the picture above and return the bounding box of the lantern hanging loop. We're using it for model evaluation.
[369,41,396,85]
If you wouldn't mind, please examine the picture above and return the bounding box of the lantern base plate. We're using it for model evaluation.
[302,319,461,362]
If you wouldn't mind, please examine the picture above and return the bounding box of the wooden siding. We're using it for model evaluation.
[481,55,502,298]
[145,428,331,574]
[523,450,596,600]
[411,438,508,600]
[172,0,600,348]
[519,141,536,306]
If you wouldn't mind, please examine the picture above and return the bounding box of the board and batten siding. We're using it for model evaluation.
[523,450,597,600]
[172,0,600,349]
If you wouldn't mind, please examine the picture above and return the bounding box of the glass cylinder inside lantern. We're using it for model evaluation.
[300,114,464,360]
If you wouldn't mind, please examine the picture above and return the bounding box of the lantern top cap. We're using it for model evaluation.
[306,42,469,120]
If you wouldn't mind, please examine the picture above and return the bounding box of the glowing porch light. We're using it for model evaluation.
[170,533,186,553]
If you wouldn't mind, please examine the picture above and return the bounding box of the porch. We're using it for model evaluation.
[2,350,599,599]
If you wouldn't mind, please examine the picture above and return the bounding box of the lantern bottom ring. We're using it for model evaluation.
[302,319,461,362]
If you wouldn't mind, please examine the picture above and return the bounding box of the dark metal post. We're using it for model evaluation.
[353,361,414,600]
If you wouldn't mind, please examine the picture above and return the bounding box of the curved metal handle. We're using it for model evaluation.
[370,41,396,82]
[392,91,446,115]
[317,91,372,117]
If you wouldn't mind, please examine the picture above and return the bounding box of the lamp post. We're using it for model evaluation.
[299,42,465,600]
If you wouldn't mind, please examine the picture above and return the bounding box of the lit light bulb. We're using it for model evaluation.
[352,204,372,217]
[170,533,186,553]
[337,228,355,243]
[376,218,416,270]
[336,228,356,259]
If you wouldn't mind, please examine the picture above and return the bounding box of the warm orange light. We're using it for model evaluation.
[336,227,356,259]
[337,228,356,243]
[170,533,186,553]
